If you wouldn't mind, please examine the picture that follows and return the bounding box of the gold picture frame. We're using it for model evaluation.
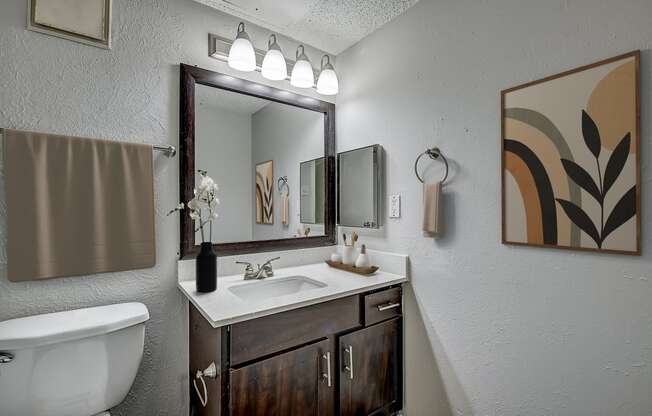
[28,0,112,49]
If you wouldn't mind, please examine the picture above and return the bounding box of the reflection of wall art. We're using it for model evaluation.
[28,0,112,49]
[255,160,274,224]
[502,51,640,255]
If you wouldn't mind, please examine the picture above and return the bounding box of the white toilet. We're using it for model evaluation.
[0,302,149,416]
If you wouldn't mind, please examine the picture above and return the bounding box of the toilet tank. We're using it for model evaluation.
[0,303,149,416]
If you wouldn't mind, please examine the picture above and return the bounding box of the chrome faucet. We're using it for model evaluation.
[236,257,280,280]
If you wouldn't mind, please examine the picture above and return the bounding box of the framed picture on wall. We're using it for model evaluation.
[27,0,112,49]
[255,160,274,225]
[501,51,640,255]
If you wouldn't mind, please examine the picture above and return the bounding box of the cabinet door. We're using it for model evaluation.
[229,339,333,416]
[339,318,401,416]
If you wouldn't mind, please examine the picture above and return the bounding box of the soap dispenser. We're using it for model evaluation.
[355,244,371,268]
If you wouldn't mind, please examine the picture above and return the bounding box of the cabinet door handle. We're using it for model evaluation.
[321,352,332,387]
[377,302,401,311]
[344,346,354,380]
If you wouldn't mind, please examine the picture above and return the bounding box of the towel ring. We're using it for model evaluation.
[277,176,289,194]
[414,147,448,184]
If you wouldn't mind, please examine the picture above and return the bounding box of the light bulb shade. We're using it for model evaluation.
[291,60,314,88]
[261,35,287,81]
[317,68,339,95]
[290,45,314,88]
[228,23,256,72]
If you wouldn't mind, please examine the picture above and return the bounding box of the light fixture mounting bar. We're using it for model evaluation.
[208,33,319,80]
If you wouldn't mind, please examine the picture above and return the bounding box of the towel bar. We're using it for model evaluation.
[153,144,176,157]
[1,128,176,158]
[414,147,448,184]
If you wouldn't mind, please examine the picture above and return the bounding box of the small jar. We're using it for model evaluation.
[342,245,356,266]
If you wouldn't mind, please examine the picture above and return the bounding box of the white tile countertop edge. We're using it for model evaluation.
[177,253,408,328]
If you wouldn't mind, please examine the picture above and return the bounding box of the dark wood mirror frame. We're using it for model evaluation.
[179,64,336,258]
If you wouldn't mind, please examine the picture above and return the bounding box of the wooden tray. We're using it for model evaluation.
[325,260,379,276]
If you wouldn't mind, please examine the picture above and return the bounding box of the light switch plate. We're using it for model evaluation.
[389,194,401,218]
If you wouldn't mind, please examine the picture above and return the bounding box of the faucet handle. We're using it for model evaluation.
[260,257,280,277]
[265,257,281,265]
[235,261,254,273]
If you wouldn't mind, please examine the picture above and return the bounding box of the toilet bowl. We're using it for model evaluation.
[0,303,149,416]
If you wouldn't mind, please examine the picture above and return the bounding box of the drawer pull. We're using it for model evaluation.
[321,352,332,387]
[344,346,354,380]
[377,302,401,312]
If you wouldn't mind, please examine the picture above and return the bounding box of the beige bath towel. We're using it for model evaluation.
[281,192,289,226]
[3,129,156,281]
[423,182,441,237]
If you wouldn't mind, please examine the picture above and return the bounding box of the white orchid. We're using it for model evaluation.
[168,170,220,243]
[166,203,185,216]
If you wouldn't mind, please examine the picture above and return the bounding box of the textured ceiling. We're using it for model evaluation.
[196,83,269,114]
[194,0,419,55]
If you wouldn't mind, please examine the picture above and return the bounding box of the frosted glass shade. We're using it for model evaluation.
[262,49,287,81]
[291,59,314,88]
[228,36,255,72]
[317,68,339,95]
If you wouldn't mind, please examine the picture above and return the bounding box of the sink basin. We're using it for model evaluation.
[228,276,327,302]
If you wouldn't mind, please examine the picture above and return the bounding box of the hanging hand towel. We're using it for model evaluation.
[3,129,156,281]
[423,182,441,237]
[281,192,289,226]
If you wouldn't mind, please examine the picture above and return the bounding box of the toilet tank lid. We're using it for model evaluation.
[0,302,149,350]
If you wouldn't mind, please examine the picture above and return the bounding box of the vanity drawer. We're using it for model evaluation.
[363,287,402,326]
[230,295,360,366]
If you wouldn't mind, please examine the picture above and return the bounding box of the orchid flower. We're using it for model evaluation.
[169,170,220,243]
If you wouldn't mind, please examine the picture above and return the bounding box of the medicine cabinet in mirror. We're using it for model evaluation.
[337,144,383,228]
[300,157,326,227]
[180,64,335,258]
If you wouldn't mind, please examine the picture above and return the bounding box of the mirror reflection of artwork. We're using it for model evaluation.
[255,160,274,225]
[502,51,640,254]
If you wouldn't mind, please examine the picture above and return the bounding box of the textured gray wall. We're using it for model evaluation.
[0,1,330,415]
[336,0,652,415]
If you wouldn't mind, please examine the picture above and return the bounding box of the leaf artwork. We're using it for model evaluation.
[556,111,635,248]
[255,161,274,224]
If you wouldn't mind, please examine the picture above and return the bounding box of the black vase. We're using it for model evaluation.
[196,242,217,293]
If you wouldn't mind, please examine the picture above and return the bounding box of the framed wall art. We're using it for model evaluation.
[501,51,640,255]
[255,160,274,225]
[28,0,112,49]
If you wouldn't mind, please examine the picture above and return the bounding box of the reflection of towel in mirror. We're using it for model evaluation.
[423,182,441,237]
[281,192,289,226]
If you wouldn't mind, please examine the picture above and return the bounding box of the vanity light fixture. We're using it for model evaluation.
[210,28,338,95]
[261,34,287,81]
[290,45,315,88]
[227,22,256,72]
[316,55,339,95]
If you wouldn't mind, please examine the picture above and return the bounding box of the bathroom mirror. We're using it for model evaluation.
[337,145,383,228]
[300,157,326,226]
[180,64,335,258]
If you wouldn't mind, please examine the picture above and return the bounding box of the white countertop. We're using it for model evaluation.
[178,262,407,328]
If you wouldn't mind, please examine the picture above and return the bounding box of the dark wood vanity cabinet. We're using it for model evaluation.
[230,339,332,416]
[189,285,403,416]
[339,319,401,416]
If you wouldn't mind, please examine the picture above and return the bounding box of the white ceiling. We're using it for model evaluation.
[194,0,419,55]
[196,83,269,114]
